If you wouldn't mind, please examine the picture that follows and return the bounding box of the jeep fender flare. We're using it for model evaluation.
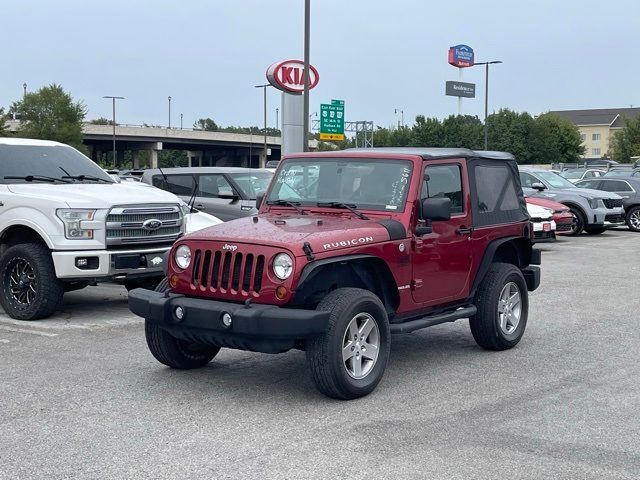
[470,236,534,298]
[294,254,400,314]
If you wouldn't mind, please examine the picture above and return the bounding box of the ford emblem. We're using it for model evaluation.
[142,219,162,231]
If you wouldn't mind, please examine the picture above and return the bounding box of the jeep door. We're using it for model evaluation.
[195,173,245,222]
[412,160,473,306]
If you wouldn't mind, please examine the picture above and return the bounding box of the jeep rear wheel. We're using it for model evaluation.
[145,279,220,369]
[470,262,528,350]
[0,243,64,320]
[306,288,390,400]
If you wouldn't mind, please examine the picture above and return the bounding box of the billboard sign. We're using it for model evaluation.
[448,44,475,68]
[320,99,345,141]
[445,81,476,98]
[266,60,319,94]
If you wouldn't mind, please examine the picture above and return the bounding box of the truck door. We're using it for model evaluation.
[412,160,473,306]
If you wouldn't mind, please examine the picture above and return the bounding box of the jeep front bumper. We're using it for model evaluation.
[128,289,329,354]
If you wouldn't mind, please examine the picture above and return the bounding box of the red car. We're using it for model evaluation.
[526,196,575,235]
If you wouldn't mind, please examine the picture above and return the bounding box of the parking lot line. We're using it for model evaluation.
[0,325,59,337]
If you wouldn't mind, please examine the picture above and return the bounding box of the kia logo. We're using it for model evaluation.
[266,60,319,93]
[142,219,162,231]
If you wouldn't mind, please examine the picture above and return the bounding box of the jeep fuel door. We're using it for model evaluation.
[412,161,473,306]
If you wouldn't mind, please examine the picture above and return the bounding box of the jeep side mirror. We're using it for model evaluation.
[416,197,451,236]
[531,182,547,191]
[255,192,265,209]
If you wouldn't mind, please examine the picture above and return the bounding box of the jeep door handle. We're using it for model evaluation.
[456,226,473,235]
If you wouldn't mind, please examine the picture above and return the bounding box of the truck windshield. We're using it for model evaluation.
[268,158,412,212]
[0,144,114,184]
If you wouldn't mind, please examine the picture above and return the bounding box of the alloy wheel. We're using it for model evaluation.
[7,258,37,306]
[342,312,380,379]
[497,282,522,335]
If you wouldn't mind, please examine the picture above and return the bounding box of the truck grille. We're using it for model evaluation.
[603,198,623,209]
[191,249,265,296]
[106,205,183,246]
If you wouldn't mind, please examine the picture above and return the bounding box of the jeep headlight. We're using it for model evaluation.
[272,253,293,280]
[174,245,192,270]
[56,209,97,239]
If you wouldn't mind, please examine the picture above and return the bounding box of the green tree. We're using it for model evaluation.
[609,115,640,162]
[486,109,535,162]
[194,117,218,131]
[0,108,9,136]
[440,115,483,149]
[410,116,444,147]
[90,117,114,125]
[10,84,86,151]
[531,113,585,164]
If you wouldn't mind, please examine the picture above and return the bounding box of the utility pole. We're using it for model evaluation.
[276,108,279,131]
[255,84,271,167]
[103,96,124,168]
[474,60,502,150]
[180,113,183,130]
[302,0,311,151]
[394,108,404,128]
[22,83,27,99]
[168,96,172,128]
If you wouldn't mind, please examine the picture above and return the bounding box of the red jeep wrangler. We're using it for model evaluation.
[129,148,540,399]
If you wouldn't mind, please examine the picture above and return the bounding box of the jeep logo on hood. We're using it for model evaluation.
[142,219,162,231]
[222,243,238,252]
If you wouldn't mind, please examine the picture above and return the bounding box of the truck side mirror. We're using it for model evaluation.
[416,197,451,236]
[255,192,265,209]
[531,182,547,191]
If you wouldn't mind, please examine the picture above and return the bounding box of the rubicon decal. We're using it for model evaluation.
[322,236,374,250]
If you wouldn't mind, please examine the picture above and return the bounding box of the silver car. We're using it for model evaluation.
[141,167,273,222]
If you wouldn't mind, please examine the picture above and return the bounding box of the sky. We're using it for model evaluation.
[2,0,638,131]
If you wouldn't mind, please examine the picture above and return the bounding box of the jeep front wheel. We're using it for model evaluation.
[469,262,528,350]
[145,279,220,369]
[306,288,390,400]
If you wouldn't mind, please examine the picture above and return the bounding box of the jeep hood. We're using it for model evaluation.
[6,183,181,207]
[185,214,399,255]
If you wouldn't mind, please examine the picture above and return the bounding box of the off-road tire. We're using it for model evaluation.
[567,206,585,236]
[144,279,220,369]
[306,288,390,400]
[0,243,64,320]
[469,262,528,351]
[585,226,606,235]
[625,206,640,232]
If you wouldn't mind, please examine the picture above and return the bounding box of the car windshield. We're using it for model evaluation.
[535,170,576,189]
[604,170,633,177]
[561,170,584,179]
[229,171,273,199]
[267,158,412,212]
[0,144,114,184]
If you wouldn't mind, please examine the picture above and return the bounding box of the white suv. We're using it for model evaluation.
[0,137,219,320]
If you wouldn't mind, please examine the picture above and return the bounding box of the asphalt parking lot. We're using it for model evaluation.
[1,230,638,480]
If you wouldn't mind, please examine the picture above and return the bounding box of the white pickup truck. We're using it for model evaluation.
[0,137,220,320]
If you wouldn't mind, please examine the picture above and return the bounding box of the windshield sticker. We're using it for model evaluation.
[390,167,411,206]
[322,236,374,250]
[385,205,398,210]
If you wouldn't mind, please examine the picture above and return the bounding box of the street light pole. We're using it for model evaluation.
[302,0,311,152]
[22,83,27,99]
[168,96,172,128]
[276,108,279,131]
[180,113,183,130]
[103,96,124,168]
[255,84,271,168]
[394,108,404,128]
[474,60,502,150]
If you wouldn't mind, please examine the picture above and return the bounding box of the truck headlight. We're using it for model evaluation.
[272,253,293,280]
[56,209,97,239]
[174,245,191,270]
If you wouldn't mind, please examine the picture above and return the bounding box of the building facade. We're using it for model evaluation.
[549,108,640,158]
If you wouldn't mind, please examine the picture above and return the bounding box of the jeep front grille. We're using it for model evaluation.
[191,249,265,295]
[106,205,183,246]
[603,198,623,209]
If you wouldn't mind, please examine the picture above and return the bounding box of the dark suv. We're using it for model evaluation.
[129,148,541,399]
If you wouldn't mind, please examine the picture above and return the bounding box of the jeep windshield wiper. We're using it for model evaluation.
[316,202,369,220]
[4,175,71,184]
[266,199,308,215]
[61,174,112,183]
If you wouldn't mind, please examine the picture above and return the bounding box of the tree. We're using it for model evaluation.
[440,115,483,149]
[486,109,535,162]
[89,117,114,125]
[531,113,585,164]
[411,116,444,147]
[0,108,9,136]
[609,115,640,162]
[10,84,86,151]
[194,117,218,131]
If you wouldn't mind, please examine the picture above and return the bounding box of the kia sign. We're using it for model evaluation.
[266,60,319,94]
[448,45,475,68]
[445,81,476,98]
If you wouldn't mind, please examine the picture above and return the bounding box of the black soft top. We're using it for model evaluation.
[345,147,515,161]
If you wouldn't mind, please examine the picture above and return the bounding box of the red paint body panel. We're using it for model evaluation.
[526,196,575,234]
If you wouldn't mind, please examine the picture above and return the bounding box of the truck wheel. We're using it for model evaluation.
[144,279,220,369]
[0,243,64,320]
[626,206,640,232]
[567,207,585,235]
[585,226,606,235]
[306,288,390,400]
[469,262,528,351]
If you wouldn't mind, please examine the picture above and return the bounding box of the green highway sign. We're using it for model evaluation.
[320,99,345,141]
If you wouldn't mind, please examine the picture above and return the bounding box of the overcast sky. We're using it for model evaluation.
[2,0,637,130]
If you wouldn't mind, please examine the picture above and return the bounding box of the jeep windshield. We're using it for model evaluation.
[267,158,412,212]
[0,144,114,184]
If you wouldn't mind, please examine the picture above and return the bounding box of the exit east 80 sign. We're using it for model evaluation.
[320,99,345,141]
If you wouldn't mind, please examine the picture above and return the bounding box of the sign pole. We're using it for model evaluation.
[458,68,462,115]
[302,0,310,152]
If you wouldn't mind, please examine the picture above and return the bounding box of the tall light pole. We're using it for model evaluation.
[255,84,271,167]
[276,108,279,131]
[168,96,172,128]
[180,113,183,130]
[474,60,502,150]
[22,83,27,99]
[302,0,311,151]
[103,96,124,168]
[394,108,404,128]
